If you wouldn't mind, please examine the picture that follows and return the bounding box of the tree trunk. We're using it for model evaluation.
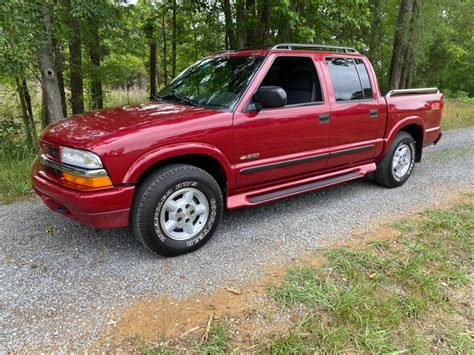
[68,8,84,115]
[149,41,157,99]
[389,0,414,90]
[52,36,67,117]
[41,88,51,128]
[15,77,33,148]
[236,0,246,48]
[87,17,104,109]
[367,0,382,61]
[191,15,198,60]
[222,0,236,49]
[259,0,271,44]
[171,0,177,78]
[22,80,37,140]
[399,0,421,89]
[245,0,256,46]
[162,10,168,84]
[37,5,64,122]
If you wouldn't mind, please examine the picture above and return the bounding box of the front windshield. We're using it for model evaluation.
[157,55,264,110]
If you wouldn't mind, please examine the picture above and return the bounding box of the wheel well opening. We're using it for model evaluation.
[136,154,227,194]
[400,124,423,162]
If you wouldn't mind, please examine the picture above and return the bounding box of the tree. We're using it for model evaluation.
[65,0,85,114]
[171,0,177,78]
[37,4,65,122]
[389,0,414,89]
[87,16,104,109]
[222,0,236,49]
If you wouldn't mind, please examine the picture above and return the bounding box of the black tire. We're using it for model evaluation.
[374,132,416,188]
[132,164,223,256]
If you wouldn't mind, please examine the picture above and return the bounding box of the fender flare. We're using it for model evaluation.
[382,116,425,157]
[122,142,234,187]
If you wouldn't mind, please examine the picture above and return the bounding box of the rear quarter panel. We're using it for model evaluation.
[384,92,444,147]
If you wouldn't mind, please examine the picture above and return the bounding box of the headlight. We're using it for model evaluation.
[60,147,103,169]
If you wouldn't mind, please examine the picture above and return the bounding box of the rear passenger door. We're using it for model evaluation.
[324,57,383,168]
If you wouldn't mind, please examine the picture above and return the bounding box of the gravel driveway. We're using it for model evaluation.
[1,127,473,352]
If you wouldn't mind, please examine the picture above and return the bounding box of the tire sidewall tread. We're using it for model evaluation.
[375,132,416,188]
[132,164,223,256]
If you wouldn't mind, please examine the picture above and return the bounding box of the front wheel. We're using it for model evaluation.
[374,132,416,188]
[132,164,223,256]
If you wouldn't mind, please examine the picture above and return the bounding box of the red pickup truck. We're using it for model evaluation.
[32,43,443,256]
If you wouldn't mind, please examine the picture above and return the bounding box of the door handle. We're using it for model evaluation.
[319,113,330,123]
[369,109,379,117]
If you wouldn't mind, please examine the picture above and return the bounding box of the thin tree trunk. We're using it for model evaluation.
[389,0,414,90]
[236,0,246,48]
[222,0,236,49]
[41,88,51,128]
[15,77,33,148]
[399,0,421,89]
[87,17,104,109]
[171,0,177,78]
[191,16,198,60]
[22,80,37,140]
[52,36,67,117]
[245,0,256,47]
[149,40,157,99]
[367,0,382,61]
[68,9,84,115]
[259,0,271,44]
[161,10,168,84]
[37,5,64,122]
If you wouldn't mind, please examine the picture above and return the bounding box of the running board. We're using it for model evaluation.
[249,172,359,203]
[226,163,376,208]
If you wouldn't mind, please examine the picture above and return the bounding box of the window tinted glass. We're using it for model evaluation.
[260,57,323,105]
[326,58,363,101]
[158,55,264,109]
[354,59,373,98]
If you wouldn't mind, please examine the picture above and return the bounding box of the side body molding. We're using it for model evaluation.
[122,142,234,187]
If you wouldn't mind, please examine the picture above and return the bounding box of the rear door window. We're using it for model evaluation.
[326,57,372,101]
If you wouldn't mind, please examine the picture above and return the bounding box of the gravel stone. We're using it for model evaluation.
[1,127,473,352]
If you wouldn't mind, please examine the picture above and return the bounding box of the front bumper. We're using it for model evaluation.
[31,159,135,229]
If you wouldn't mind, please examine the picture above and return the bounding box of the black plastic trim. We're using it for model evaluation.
[240,144,374,174]
[249,172,360,203]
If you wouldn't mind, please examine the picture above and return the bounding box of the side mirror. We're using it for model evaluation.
[254,86,287,109]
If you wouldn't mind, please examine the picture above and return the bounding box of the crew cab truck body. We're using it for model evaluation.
[32,43,443,256]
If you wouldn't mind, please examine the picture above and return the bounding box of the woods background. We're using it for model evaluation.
[0,0,472,202]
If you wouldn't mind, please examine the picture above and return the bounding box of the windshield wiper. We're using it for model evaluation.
[158,93,200,107]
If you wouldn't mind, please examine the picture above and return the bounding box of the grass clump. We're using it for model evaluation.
[442,99,474,130]
[0,146,37,204]
[268,196,473,353]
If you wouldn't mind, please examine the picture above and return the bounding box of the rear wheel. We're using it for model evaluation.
[132,164,223,256]
[374,132,416,188]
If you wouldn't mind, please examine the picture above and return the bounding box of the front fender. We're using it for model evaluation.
[122,142,234,187]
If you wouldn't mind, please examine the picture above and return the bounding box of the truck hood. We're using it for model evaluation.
[42,101,217,148]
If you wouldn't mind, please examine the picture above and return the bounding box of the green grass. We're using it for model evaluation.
[0,146,37,204]
[266,196,473,353]
[142,196,473,354]
[442,99,474,130]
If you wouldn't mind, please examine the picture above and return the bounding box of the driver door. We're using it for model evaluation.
[233,55,331,191]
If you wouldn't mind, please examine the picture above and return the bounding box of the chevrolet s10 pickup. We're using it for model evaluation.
[32,43,443,256]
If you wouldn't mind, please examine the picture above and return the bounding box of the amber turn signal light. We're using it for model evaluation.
[62,172,113,189]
